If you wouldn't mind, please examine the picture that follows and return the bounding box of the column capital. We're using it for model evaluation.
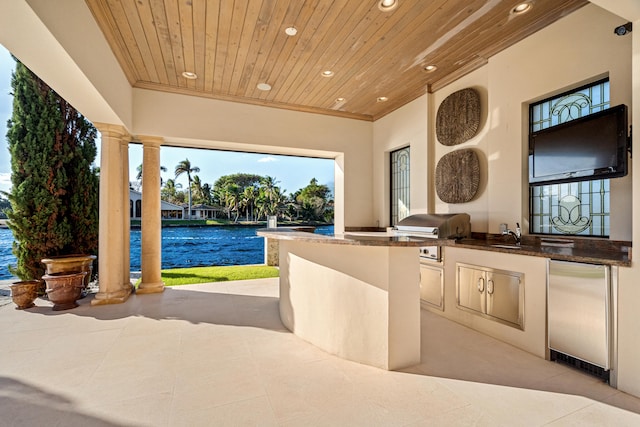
[136,135,164,147]
[93,122,131,141]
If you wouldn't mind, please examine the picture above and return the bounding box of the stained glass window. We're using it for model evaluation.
[390,147,410,226]
[529,79,610,236]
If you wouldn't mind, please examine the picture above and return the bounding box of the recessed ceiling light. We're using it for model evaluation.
[378,0,398,12]
[285,26,298,36]
[257,83,272,91]
[423,65,437,72]
[182,71,197,79]
[321,70,334,77]
[377,96,388,103]
[511,2,532,15]
[335,97,345,102]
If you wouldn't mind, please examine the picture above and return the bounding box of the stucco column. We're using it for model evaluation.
[137,136,165,294]
[92,123,134,306]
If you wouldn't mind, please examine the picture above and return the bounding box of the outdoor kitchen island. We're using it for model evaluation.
[257,228,449,370]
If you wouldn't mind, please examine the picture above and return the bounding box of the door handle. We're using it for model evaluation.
[477,277,485,293]
[487,279,494,295]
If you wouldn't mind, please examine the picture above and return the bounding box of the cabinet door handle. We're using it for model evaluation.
[487,279,494,295]
[477,277,485,293]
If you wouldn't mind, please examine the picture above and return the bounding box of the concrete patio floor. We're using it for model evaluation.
[1,278,640,426]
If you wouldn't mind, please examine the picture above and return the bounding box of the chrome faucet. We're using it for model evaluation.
[502,222,522,244]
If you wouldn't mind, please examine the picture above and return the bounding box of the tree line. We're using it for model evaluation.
[135,161,333,223]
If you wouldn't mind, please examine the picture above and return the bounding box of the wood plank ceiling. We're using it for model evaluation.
[86,0,588,121]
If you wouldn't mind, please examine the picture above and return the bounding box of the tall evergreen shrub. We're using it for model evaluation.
[6,59,99,281]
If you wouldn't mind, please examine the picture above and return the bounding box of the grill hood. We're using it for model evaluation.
[395,213,471,239]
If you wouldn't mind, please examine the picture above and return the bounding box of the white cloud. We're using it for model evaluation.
[258,156,278,163]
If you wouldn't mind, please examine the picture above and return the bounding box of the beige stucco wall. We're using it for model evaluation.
[432,67,490,232]
[485,3,632,239]
[430,4,632,238]
[372,95,430,226]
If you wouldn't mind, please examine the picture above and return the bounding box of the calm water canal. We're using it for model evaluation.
[0,225,334,280]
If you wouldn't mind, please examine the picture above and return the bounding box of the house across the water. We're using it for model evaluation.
[129,189,184,220]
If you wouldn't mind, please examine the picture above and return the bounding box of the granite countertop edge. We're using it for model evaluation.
[258,228,631,267]
[451,239,630,267]
[257,228,450,247]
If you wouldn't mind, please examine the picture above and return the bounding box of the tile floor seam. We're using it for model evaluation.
[541,401,601,426]
[166,328,186,425]
[83,322,127,385]
[245,337,318,421]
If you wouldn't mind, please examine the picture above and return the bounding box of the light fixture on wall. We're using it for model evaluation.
[614,22,632,36]
[378,0,398,12]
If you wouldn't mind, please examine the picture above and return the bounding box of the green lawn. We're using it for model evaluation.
[136,265,279,287]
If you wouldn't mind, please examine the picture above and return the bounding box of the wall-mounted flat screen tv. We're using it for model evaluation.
[529,104,629,185]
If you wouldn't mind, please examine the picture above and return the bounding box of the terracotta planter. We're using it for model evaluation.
[42,272,87,311]
[9,280,40,310]
[41,255,96,291]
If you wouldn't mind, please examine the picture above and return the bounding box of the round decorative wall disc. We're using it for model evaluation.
[436,88,481,146]
[435,148,480,203]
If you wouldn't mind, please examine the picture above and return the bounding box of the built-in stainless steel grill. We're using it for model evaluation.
[395,213,471,239]
[395,213,471,262]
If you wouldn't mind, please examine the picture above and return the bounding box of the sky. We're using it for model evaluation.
[0,45,334,197]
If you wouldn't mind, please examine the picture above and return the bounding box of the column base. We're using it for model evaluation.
[91,283,134,306]
[137,281,165,294]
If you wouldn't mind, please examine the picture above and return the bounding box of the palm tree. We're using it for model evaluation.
[161,178,182,204]
[174,159,200,219]
[241,186,257,221]
[201,183,214,206]
[224,183,242,222]
[257,177,285,219]
[191,175,204,204]
[260,176,278,215]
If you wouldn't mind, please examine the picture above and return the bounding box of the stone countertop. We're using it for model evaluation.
[448,238,631,267]
[258,228,631,266]
[257,228,452,247]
